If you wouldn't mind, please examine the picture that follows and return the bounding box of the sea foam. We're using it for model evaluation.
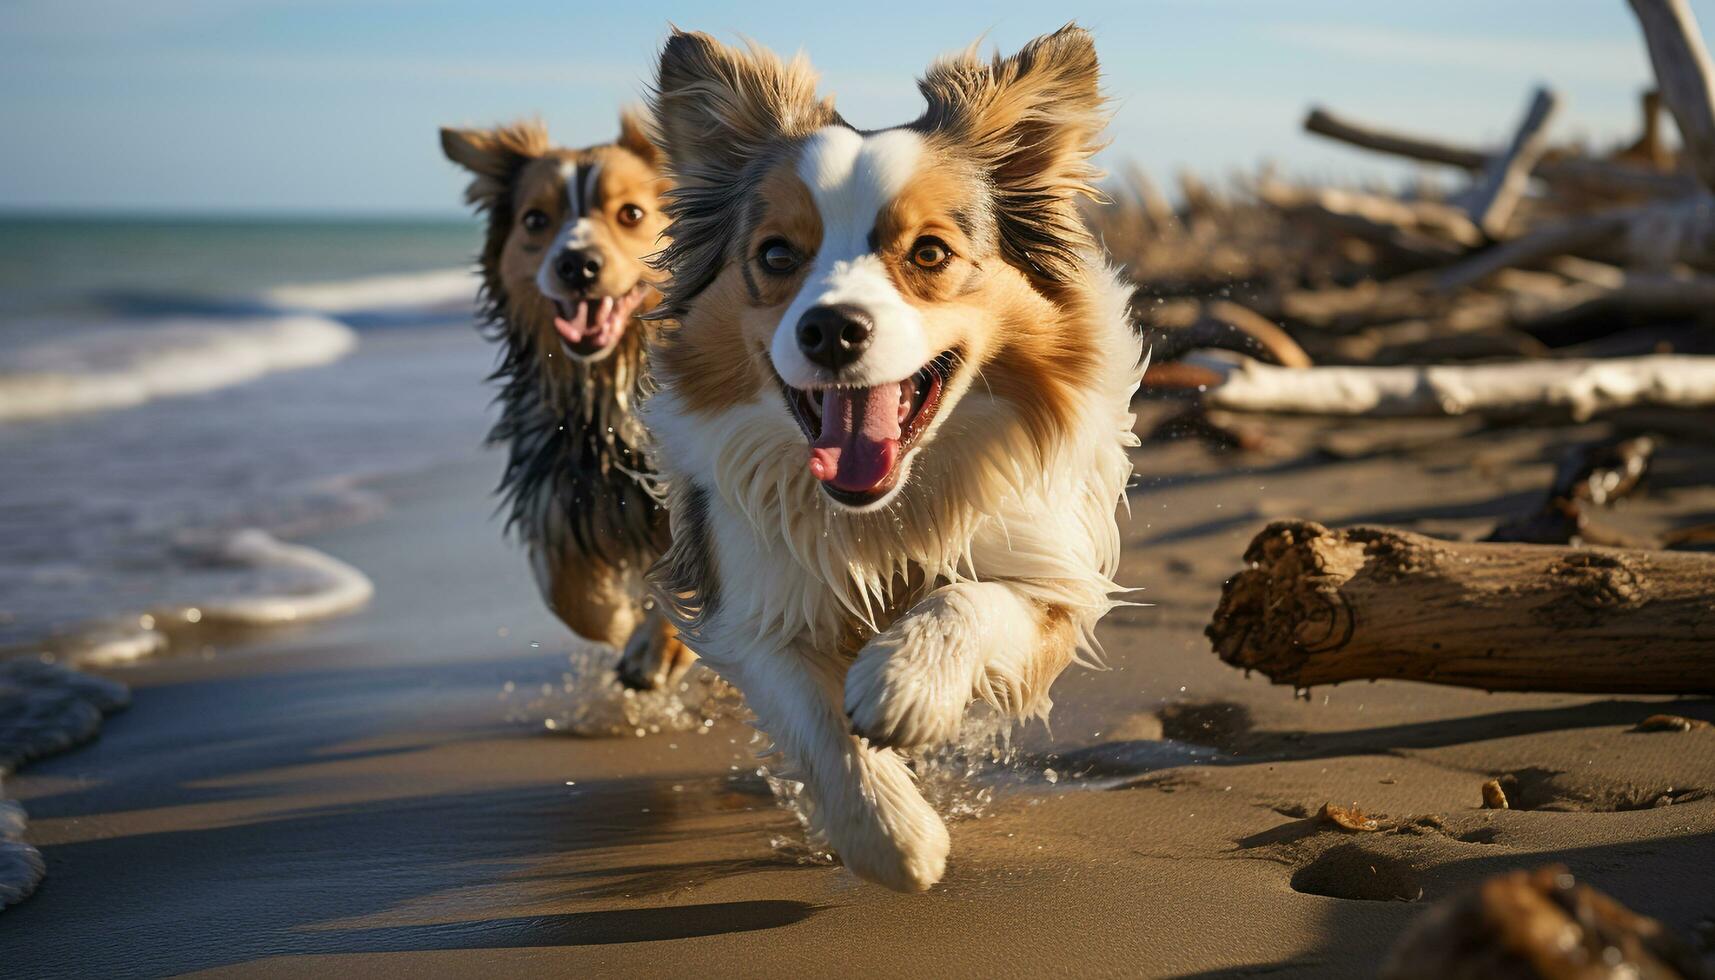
[0,658,130,910]
[0,314,357,422]
[46,528,375,668]
[262,267,477,315]
[0,795,40,910]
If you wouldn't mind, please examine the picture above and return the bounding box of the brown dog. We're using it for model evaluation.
[440,114,694,689]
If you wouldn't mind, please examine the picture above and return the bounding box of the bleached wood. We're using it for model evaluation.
[1456,87,1560,237]
[1202,354,1715,420]
[1629,0,1715,191]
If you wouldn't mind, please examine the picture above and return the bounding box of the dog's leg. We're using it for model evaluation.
[540,551,640,651]
[616,607,698,691]
[844,582,1077,750]
[725,643,949,892]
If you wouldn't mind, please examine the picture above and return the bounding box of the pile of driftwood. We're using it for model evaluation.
[1094,0,1715,437]
[1089,0,1715,702]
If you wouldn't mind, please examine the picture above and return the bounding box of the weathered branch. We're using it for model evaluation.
[1207,520,1715,695]
[1304,106,1481,168]
[1511,268,1715,342]
[1629,0,1715,191]
[1304,106,1695,198]
[1454,87,1560,237]
[1434,210,1634,292]
[1140,300,1311,370]
[1202,354,1715,420]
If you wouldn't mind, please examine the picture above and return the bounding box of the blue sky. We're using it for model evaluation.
[0,1,1694,215]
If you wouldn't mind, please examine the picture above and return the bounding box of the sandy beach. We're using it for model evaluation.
[3,402,1711,978]
[9,2,1715,975]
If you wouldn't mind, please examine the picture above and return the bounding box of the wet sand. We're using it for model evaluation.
[5,409,1713,977]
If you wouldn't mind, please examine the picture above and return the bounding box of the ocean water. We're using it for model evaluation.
[0,214,497,659]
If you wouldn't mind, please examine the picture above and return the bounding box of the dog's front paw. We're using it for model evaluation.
[836,810,950,893]
[616,619,695,691]
[844,614,974,750]
[615,632,661,690]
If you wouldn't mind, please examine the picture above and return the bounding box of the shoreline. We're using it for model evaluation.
[1,411,1712,976]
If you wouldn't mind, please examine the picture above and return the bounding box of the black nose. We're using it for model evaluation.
[795,304,873,371]
[554,248,603,290]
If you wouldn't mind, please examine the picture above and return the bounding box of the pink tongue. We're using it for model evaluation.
[555,294,638,350]
[807,383,902,493]
[553,302,589,344]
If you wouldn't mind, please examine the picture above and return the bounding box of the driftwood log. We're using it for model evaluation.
[1454,86,1560,238]
[1630,0,1715,191]
[1433,209,1637,292]
[1206,520,1715,694]
[1303,106,1697,199]
[1140,298,1313,368]
[1202,354,1715,420]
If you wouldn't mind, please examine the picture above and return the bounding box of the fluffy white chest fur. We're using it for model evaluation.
[643,265,1140,891]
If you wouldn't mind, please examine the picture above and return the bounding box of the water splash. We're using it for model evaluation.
[500,641,742,738]
[914,709,1022,820]
[759,765,839,866]
[758,708,1027,863]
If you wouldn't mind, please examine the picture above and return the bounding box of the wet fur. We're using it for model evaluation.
[441,118,690,684]
[647,26,1141,891]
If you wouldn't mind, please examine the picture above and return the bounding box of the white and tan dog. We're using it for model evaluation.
[644,25,1141,891]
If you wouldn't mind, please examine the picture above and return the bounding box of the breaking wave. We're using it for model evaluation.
[0,265,479,425]
[0,314,356,423]
[261,267,476,315]
[34,529,375,668]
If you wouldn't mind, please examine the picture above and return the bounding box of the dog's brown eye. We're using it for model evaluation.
[521,209,549,233]
[911,238,951,269]
[758,239,799,275]
[617,203,644,227]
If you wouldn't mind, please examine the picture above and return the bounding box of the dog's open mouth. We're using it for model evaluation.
[552,284,647,358]
[782,352,955,507]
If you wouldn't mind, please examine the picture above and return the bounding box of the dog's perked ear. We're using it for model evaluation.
[438,121,550,209]
[915,24,1108,292]
[615,109,662,168]
[649,30,839,317]
[651,29,835,178]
